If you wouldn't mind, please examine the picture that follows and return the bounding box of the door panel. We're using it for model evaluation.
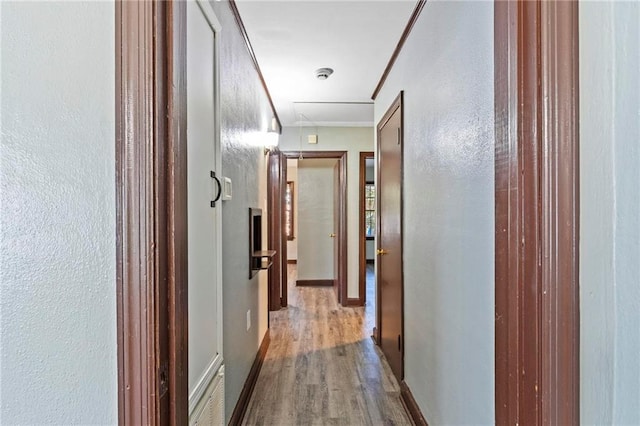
[297,159,336,281]
[186,0,220,393]
[267,151,284,311]
[377,95,403,381]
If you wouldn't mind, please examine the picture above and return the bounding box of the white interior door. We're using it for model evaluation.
[297,159,337,280]
[187,0,223,405]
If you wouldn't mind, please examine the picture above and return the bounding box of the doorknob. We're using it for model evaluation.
[329,233,336,238]
[376,248,388,256]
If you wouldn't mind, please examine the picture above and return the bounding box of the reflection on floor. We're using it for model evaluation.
[242,264,410,425]
[365,263,375,336]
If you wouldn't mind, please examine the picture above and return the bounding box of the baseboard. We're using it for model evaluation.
[287,259,297,264]
[346,297,363,306]
[228,329,271,426]
[296,279,333,286]
[400,380,428,426]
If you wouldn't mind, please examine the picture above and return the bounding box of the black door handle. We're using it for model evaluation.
[210,171,222,207]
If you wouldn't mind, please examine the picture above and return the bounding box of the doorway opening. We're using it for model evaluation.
[267,151,348,310]
[359,152,376,315]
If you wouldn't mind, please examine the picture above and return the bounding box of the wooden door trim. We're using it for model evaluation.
[494,1,580,424]
[358,152,375,307]
[267,152,285,311]
[374,92,404,373]
[371,0,427,100]
[116,1,188,423]
[227,0,282,132]
[280,151,349,306]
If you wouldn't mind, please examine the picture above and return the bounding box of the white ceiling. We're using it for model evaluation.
[234,0,417,127]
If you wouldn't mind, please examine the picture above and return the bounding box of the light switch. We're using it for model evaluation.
[308,134,318,144]
[221,176,232,201]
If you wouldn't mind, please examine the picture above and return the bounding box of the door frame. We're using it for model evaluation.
[267,151,287,310]
[494,1,580,423]
[270,151,349,306]
[358,152,375,307]
[374,92,404,373]
[116,0,189,422]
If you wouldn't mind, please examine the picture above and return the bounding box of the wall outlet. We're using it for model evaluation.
[246,310,251,331]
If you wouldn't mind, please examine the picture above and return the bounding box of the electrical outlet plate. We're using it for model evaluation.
[308,134,318,144]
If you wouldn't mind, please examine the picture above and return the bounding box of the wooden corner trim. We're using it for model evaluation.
[116,1,164,423]
[228,329,271,426]
[494,1,579,424]
[400,381,428,426]
[117,2,189,423]
[371,0,427,100]
[228,0,282,132]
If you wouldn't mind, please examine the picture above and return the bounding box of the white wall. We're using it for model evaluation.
[286,159,298,260]
[0,2,117,423]
[374,1,495,424]
[279,127,374,298]
[297,159,337,280]
[580,2,640,424]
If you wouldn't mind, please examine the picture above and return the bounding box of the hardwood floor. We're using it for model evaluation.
[242,265,411,425]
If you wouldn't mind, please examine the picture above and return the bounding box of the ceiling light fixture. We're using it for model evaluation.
[315,67,334,80]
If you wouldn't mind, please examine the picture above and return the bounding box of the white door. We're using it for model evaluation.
[187,0,223,403]
[297,159,338,281]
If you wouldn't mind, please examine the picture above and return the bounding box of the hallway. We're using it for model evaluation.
[242,266,411,425]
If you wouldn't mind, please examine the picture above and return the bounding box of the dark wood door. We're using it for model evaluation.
[377,94,403,381]
[267,151,284,311]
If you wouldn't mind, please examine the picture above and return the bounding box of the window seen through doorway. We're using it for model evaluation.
[365,183,375,237]
[285,181,294,240]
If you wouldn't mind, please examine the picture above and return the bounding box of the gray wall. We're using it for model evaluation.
[580,2,640,424]
[1,2,117,423]
[210,1,272,422]
[279,126,374,299]
[373,1,495,424]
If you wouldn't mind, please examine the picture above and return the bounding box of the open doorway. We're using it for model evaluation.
[267,150,348,309]
[289,157,339,289]
[359,152,376,325]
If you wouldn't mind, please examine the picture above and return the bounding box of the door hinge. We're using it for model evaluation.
[158,361,169,398]
[398,334,402,352]
[397,128,401,145]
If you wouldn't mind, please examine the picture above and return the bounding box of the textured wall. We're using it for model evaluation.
[374,1,495,423]
[580,2,640,424]
[210,1,273,422]
[279,126,374,298]
[0,2,117,423]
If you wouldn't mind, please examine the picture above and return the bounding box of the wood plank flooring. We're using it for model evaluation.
[242,266,411,426]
